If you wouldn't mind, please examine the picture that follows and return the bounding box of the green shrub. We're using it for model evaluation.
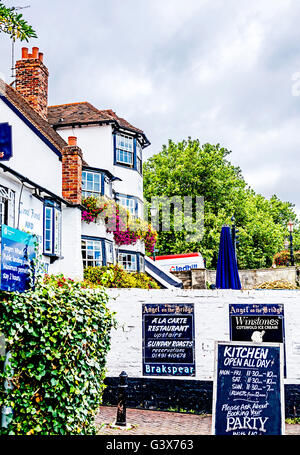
[0,274,115,435]
[84,264,160,289]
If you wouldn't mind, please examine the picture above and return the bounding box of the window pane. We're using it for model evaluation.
[118,252,137,272]
[116,134,134,166]
[82,171,103,198]
[81,238,103,268]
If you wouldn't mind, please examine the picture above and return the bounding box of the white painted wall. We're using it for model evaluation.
[0,100,83,279]
[57,125,113,171]
[0,98,62,196]
[50,206,83,279]
[56,124,144,203]
[81,218,112,240]
[105,289,300,384]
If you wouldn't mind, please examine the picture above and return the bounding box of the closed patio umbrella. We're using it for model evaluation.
[216,225,241,289]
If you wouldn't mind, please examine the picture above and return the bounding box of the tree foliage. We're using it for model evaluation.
[143,138,300,269]
[0,3,37,41]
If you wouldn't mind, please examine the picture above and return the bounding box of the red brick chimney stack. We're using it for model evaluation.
[62,137,83,205]
[15,46,49,120]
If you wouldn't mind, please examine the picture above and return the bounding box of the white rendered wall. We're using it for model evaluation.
[57,125,113,171]
[0,170,83,278]
[81,219,114,241]
[50,206,83,279]
[117,239,145,255]
[0,99,62,196]
[56,124,144,203]
[105,289,300,384]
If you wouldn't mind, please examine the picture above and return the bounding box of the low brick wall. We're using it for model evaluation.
[172,267,299,289]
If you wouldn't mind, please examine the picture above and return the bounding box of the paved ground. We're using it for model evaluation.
[96,406,300,435]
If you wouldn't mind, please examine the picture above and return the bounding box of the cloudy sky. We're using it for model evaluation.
[1,0,300,217]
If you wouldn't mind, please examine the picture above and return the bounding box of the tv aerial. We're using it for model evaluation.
[10,5,31,80]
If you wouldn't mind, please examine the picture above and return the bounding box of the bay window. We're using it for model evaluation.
[115,134,134,167]
[43,200,61,257]
[81,238,103,268]
[118,252,137,272]
[82,170,102,199]
[0,185,15,227]
[136,141,142,174]
[105,241,114,264]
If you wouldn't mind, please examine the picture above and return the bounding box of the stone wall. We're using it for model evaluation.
[103,288,300,416]
[172,267,299,289]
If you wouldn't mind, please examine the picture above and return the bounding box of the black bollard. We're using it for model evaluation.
[115,371,128,426]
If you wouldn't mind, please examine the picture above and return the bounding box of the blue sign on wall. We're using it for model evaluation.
[142,303,195,377]
[1,225,36,292]
[212,341,285,435]
[0,123,12,161]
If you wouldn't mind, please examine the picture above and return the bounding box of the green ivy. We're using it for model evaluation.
[0,276,115,435]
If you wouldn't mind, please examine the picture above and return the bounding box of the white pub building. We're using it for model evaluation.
[0,46,150,280]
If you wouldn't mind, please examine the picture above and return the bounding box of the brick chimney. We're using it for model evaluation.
[62,137,82,205]
[15,47,49,120]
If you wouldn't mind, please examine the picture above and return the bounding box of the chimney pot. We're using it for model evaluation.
[68,136,77,146]
[15,46,49,120]
[21,47,28,59]
[32,47,39,58]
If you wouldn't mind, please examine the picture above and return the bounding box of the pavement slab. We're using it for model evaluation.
[96,406,300,435]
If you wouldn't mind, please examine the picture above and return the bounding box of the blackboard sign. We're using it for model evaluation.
[0,225,36,292]
[142,303,195,377]
[229,304,286,377]
[212,341,285,435]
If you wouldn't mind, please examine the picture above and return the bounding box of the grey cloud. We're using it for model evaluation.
[1,0,300,213]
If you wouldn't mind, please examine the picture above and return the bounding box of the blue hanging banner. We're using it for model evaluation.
[0,225,36,292]
[216,226,241,289]
[212,341,285,435]
[0,123,12,161]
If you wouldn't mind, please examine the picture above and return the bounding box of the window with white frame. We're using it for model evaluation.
[81,238,103,268]
[139,255,145,273]
[104,176,113,198]
[105,241,114,264]
[115,134,134,167]
[117,194,137,217]
[118,252,137,272]
[136,141,142,174]
[0,185,15,227]
[43,201,61,256]
[82,171,102,199]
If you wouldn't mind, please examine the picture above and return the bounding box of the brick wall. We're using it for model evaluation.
[62,137,82,205]
[15,47,48,120]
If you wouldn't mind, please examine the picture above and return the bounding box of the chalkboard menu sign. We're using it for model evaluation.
[142,303,195,377]
[212,341,285,435]
[229,304,286,377]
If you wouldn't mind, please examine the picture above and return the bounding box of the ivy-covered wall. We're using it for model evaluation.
[0,276,115,435]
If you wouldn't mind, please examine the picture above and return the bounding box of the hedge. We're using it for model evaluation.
[84,264,160,289]
[0,275,115,435]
